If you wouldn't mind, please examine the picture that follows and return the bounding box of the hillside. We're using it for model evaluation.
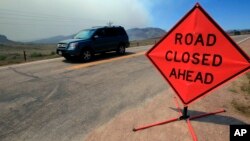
[126,27,166,41]
[1,28,250,44]
[32,35,75,44]
[31,27,166,43]
[0,34,13,43]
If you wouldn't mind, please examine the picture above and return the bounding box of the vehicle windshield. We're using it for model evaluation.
[74,29,95,40]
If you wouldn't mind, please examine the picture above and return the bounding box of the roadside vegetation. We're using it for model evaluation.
[129,38,160,47]
[0,38,160,66]
[229,72,250,117]
[0,43,58,66]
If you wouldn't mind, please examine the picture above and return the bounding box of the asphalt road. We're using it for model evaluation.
[0,35,249,141]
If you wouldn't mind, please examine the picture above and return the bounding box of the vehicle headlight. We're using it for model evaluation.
[57,43,66,47]
[68,43,78,50]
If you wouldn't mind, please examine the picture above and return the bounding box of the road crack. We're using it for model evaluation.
[8,67,40,79]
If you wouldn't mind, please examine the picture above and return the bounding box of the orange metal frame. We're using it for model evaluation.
[133,97,226,141]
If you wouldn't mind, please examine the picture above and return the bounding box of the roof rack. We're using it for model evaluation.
[91,26,105,28]
[92,25,122,28]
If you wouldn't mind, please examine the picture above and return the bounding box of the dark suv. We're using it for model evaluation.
[56,26,129,61]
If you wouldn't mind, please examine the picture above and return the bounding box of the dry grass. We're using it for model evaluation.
[0,38,160,66]
[229,72,250,117]
[129,38,160,47]
[231,99,250,117]
[240,72,250,95]
[0,43,59,66]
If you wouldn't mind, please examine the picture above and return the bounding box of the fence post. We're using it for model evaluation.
[137,42,139,46]
[23,50,26,61]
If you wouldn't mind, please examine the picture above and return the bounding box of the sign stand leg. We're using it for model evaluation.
[133,97,226,141]
[179,106,190,120]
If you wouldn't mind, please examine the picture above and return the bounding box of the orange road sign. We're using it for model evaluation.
[146,3,250,105]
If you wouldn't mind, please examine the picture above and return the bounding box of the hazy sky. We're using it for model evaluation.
[0,0,250,41]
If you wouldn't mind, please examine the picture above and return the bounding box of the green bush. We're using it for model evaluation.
[11,55,17,59]
[0,55,7,60]
[10,53,21,60]
[30,52,43,57]
[50,51,56,55]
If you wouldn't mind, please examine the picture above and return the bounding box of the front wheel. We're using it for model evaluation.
[81,50,92,62]
[116,45,126,55]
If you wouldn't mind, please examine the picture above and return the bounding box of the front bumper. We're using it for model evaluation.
[56,49,81,57]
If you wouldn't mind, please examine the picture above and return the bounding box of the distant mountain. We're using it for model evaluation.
[127,27,166,41]
[31,27,166,44]
[32,34,75,44]
[227,29,250,36]
[0,34,13,43]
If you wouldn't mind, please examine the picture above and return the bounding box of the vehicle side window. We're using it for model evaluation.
[106,28,118,37]
[94,29,105,38]
[118,28,126,35]
[112,29,119,36]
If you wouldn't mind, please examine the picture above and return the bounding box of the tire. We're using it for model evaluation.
[81,49,92,62]
[116,44,126,55]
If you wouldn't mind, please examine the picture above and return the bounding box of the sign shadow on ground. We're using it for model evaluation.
[169,107,246,125]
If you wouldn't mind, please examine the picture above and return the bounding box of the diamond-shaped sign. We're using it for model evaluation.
[147,3,250,105]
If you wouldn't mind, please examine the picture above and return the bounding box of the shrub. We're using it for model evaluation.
[0,55,7,60]
[50,51,56,55]
[30,52,43,57]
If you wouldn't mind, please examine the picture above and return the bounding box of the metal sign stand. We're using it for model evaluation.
[133,97,226,141]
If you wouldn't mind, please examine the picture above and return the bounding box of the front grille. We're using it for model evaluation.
[57,43,68,49]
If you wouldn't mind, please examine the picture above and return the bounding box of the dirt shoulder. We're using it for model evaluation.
[83,40,250,141]
[83,74,249,141]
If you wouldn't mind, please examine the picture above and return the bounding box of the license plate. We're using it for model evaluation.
[58,51,62,55]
